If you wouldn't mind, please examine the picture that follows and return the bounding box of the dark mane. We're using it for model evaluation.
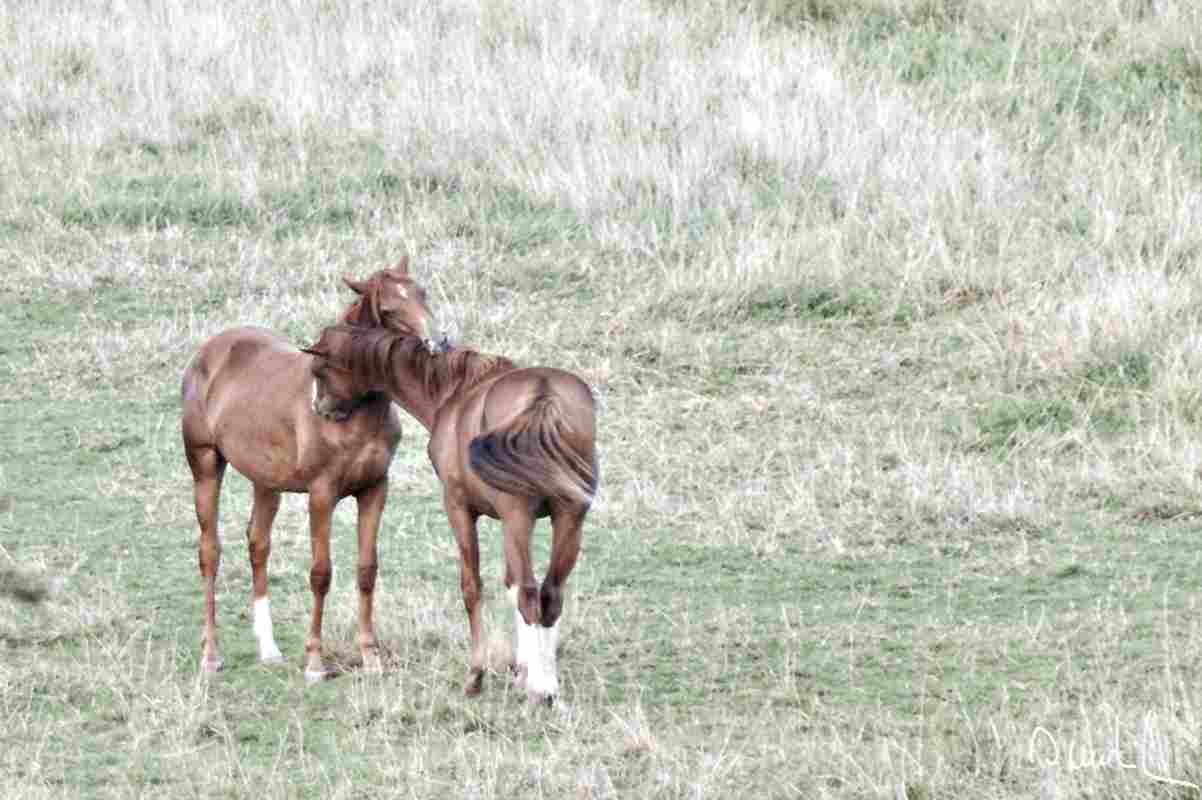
[337,294,377,327]
[315,325,516,404]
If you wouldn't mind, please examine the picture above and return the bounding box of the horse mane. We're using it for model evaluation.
[317,325,516,405]
[337,293,380,327]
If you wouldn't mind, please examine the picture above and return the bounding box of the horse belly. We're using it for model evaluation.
[213,413,312,491]
[203,367,312,491]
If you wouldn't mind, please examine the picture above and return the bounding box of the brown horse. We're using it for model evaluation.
[180,257,446,682]
[302,323,598,703]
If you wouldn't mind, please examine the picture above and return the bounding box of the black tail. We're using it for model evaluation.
[469,392,596,506]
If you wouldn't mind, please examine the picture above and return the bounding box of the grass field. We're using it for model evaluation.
[5,0,1202,796]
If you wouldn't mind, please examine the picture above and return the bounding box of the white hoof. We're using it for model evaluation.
[199,657,224,675]
[527,688,556,706]
[304,668,329,685]
[524,661,559,703]
[258,640,284,663]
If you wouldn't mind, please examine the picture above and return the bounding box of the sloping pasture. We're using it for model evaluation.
[4,1,1202,796]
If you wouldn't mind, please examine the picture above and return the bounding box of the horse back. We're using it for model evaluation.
[182,326,302,436]
[182,326,400,493]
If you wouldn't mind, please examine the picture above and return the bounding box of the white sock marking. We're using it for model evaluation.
[253,597,283,662]
[507,585,528,673]
[526,618,560,699]
[506,584,559,698]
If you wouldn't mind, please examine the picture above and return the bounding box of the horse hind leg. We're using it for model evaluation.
[500,502,575,705]
[247,485,284,664]
[498,503,538,692]
[541,505,585,627]
[188,444,227,674]
[508,582,559,705]
[527,505,585,703]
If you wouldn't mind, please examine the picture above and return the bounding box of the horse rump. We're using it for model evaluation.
[468,393,596,506]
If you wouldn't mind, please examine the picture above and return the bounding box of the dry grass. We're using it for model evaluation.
[4,0,1202,796]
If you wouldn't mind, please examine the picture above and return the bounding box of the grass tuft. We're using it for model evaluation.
[1082,350,1153,391]
[973,396,1075,453]
[181,98,275,138]
[747,0,966,30]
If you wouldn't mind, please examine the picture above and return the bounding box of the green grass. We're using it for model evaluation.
[973,396,1075,453]
[4,371,1197,792]
[58,176,254,230]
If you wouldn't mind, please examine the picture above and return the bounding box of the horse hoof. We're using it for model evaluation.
[526,689,555,707]
[464,670,484,697]
[200,657,224,675]
[512,665,528,690]
[303,669,329,685]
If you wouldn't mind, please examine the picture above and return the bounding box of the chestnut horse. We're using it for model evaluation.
[302,324,598,703]
[180,257,446,682]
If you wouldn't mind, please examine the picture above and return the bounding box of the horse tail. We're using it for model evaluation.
[468,384,597,506]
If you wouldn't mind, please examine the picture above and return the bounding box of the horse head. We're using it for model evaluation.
[301,327,363,421]
[302,321,455,422]
[341,255,452,354]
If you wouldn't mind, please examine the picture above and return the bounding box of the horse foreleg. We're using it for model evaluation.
[354,480,387,674]
[445,499,484,695]
[188,448,226,674]
[247,486,284,664]
[304,488,336,683]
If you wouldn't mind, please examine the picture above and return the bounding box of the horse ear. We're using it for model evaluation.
[394,255,410,275]
[343,275,367,295]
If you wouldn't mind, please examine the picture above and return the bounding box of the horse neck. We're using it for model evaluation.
[383,346,514,432]
[384,378,439,433]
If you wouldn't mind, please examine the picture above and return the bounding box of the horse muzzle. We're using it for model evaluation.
[310,382,352,422]
[312,398,351,422]
[423,334,453,355]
